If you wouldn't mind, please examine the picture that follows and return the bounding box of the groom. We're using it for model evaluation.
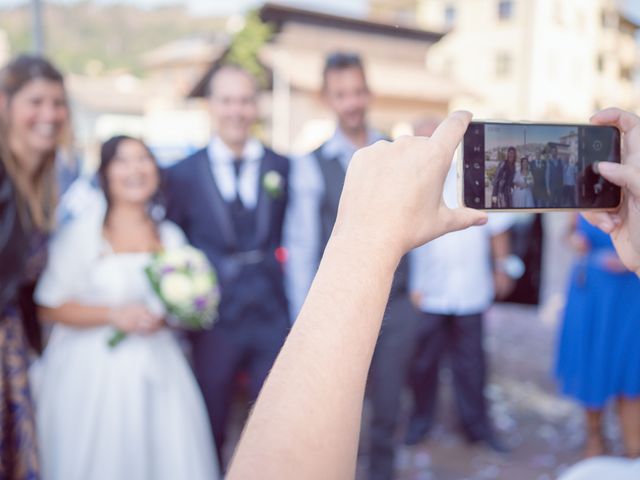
[164,64,290,464]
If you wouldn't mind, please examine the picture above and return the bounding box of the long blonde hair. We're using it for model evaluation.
[0,55,67,231]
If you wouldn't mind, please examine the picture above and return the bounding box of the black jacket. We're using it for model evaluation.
[0,160,29,314]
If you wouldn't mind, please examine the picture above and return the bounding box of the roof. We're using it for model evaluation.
[259,2,444,43]
[187,3,450,99]
[619,10,640,30]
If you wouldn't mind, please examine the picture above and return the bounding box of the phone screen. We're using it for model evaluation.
[462,122,621,210]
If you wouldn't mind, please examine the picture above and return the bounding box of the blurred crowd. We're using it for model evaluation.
[1,50,639,480]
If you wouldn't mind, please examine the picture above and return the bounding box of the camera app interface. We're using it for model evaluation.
[463,122,620,210]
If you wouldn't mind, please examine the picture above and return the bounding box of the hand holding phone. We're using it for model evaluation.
[461,121,621,211]
[582,108,640,276]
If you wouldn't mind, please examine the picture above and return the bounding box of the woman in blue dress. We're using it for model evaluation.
[556,215,640,458]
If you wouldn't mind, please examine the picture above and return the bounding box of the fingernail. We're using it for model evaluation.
[474,216,488,226]
[597,162,616,174]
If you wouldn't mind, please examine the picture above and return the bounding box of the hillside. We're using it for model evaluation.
[0,1,228,75]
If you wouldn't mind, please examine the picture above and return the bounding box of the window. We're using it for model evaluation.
[496,52,512,78]
[498,0,514,21]
[444,4,456,28]
[621,65,634,82]
[601,10,617,29]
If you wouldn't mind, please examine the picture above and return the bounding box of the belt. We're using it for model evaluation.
[229,250,266,265]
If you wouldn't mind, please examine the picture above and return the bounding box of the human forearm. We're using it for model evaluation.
[228,233,398,480]
[38,303,112,327]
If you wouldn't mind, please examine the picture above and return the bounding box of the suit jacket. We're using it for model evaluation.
[164,146,290,323]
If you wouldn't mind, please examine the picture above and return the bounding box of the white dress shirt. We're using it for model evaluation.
[409,161,515,315]
[283,128,385,319]
[207,136,264,209]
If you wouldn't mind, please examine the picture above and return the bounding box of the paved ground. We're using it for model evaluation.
[354,213,625,480]
[355,303,585,480]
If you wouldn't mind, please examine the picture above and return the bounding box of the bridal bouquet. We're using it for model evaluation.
[108,246,220,347]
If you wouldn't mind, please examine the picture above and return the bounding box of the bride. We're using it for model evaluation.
[32,136,219,480]
[512,156,535,208]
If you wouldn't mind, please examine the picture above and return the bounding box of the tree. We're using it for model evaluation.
[222,11,274,88]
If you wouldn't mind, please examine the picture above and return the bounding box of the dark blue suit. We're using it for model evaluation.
[164,146,290,462]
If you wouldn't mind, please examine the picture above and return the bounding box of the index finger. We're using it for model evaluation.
[429,111,473,162]
[590,108,640,134]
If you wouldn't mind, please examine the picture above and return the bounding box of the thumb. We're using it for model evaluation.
[443,207,488,234]
[597,162,640,198]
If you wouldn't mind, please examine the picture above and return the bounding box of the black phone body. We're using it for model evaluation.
[460,121,621,211]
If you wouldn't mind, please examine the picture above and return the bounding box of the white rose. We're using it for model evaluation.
[263,170,284,197]
[161,250,188,269]
[192,273,213,296]
[160,273,193,306]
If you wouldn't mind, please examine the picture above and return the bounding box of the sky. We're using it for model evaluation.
[0,0,368,17]
[485,124,577,150]
[0,0,637,22]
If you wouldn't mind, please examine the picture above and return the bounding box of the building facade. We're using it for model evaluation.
[408,0,640,120]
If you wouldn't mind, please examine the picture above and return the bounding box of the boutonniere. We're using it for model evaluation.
[262,170,284,198]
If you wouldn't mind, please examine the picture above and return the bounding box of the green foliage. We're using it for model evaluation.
[222,11,274,88]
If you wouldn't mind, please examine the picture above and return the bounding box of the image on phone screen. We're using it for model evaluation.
[462,122,621,210]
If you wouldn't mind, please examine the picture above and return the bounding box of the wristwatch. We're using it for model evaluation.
[495,254,525,279]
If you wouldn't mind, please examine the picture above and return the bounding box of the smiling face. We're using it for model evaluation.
[323,66,370,135]
[6,78,68,162]
[208,67,258,152]
[104,139,159,207]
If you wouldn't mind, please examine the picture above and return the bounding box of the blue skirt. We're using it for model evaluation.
[555,256,640,408]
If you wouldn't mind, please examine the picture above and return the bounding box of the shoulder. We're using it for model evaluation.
[288,152,324,193]
[49,207,105,262]
[487,213,516,236]
[158,220,188,248]
[165,148,208,180]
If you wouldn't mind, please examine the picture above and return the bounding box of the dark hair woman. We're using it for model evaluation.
[33,135,219,479]
[491,146,517,208]
[0,54,69,479]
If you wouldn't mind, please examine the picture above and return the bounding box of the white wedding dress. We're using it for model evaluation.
[512,170,535,208]
[32,206,219,480]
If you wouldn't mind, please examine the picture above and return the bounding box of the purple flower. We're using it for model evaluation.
[194,296,208,312]
[161,266,176,275]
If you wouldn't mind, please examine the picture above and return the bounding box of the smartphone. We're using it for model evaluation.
[460,121,621,211]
